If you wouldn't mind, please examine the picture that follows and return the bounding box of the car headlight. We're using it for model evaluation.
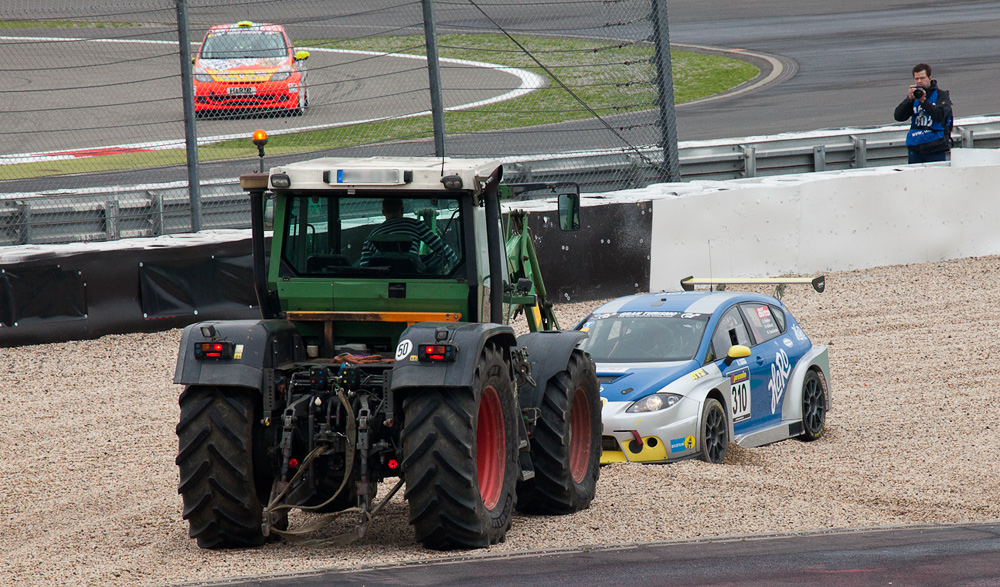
[627,393,682,413]
[193,68,213,83]
[270,66,292,81]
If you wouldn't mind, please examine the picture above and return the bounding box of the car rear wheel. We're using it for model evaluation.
[798,370,827,441]
[698,398,728,464]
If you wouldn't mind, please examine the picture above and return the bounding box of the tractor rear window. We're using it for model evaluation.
[280,195,465,278]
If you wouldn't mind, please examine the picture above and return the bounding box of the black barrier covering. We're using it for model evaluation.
[139,255,256,320]
[0,201,651,346]
[0,238,261,347]
[526,200,651,303]
[0,265,87,327]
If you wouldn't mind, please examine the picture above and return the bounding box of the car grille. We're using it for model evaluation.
[206,94,288,105]
[601,436,620,452]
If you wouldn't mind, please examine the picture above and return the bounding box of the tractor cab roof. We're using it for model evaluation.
[267,156,503,193]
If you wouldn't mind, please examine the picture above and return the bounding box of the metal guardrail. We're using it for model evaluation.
[503,117,1000,191]
[3,117,999,247]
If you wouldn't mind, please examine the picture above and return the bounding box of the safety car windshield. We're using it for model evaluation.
[578,312,709,363]
[201,31,288,60]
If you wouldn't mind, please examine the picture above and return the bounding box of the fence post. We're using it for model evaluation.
[105,200,121,241]
[176,0,201,232]
[851,136,867,168]
[649,0,680,182]
[150,192,164,236]
[742,145,757,178]
[959,127,973,148]
[422,0,446,158]
[813,146,827,172]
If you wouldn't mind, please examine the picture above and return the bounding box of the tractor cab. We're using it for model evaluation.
[249,156,579,357]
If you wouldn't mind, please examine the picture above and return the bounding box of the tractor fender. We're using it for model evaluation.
[390,322,517,391]
[515,330,589,410]
[173,319,304,389]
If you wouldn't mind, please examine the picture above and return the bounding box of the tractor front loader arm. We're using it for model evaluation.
[504,209,559,332]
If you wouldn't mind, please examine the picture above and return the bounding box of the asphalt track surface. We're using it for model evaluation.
[5,0,1000,192]
[190,523,1000,587]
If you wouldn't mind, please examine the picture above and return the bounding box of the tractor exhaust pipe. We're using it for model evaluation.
[482,166,504,324]
[240,173,276,319]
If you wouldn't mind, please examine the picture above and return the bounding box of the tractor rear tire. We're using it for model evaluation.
[401,345,518,550]
[516,349,602,514]
[176,385,269,549]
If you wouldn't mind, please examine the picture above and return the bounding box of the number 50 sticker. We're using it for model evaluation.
[395,339,413,361]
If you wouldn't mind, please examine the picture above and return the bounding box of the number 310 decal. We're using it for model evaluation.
[728,367,750,422]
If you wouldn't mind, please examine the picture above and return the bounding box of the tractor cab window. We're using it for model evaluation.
[281,194,464,278]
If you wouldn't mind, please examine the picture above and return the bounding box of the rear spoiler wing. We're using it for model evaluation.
[679,275,825,300]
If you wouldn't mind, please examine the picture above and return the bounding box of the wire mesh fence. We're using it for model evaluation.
[0,0,739,244]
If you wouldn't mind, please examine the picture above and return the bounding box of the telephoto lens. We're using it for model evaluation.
[913,88,925,99]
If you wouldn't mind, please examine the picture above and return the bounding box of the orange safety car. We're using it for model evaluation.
[193,21,309,117]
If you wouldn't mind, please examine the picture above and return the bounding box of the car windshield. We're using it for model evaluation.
[201,31,287,60]
[579,312,709,363]
[280,194,465,279]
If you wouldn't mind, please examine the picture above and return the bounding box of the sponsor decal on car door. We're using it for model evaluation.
[747,337,783,431]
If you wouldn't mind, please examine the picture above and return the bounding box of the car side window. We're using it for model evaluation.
[708,306,752,362]
[739,302,785,344]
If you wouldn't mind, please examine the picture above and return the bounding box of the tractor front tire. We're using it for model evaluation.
[176,385,269,549]
[517,349,602,514]
[401,345,519,550]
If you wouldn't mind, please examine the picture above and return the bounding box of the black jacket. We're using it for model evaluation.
[893,80,953,153]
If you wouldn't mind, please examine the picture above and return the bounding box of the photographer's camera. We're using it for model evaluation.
[913,88,925,99]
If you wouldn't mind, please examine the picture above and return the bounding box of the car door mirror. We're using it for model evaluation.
[724,344,751,365]
[294,50,310,61]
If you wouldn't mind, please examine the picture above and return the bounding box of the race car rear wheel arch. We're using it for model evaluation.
[797,369,827,442]
[699,396,729,464]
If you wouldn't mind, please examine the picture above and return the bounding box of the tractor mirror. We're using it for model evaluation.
[263,194,274,230]
[558,192,580,231]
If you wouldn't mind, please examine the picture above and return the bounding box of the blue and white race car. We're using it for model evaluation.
[575,279,830,464]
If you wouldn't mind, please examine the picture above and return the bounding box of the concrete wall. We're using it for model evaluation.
[645,149,1000,291]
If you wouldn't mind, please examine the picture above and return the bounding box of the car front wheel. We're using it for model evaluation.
[698,398,728,464]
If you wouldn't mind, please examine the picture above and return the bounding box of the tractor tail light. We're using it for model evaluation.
[193,341,235,360]
[417,343,456,362]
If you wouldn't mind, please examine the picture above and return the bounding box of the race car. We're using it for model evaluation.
[192,21,309,117]
[575,277,830,465]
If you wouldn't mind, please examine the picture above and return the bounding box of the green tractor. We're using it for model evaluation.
[174,156,602,550]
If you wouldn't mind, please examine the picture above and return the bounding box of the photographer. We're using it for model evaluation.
[893,63,953,164]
